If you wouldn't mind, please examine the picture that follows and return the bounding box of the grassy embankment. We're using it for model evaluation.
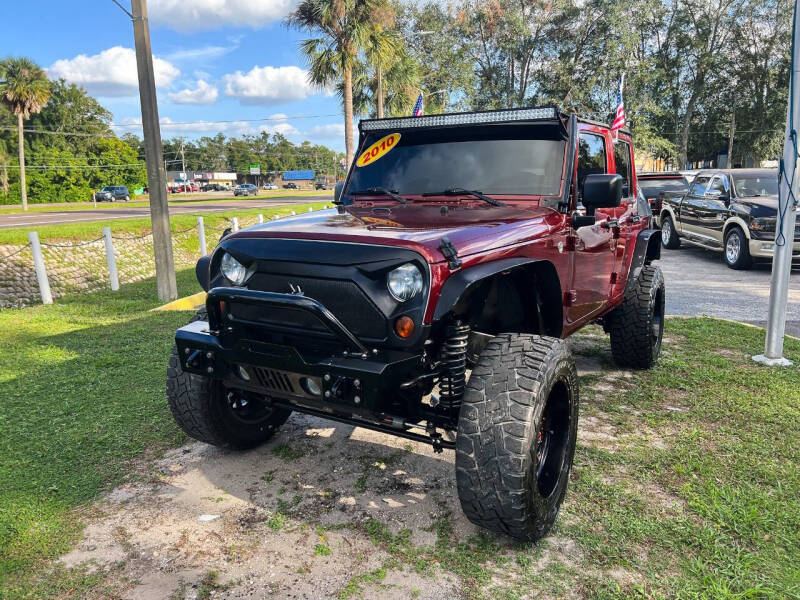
[0,189,333,215]
[0,201,330,245]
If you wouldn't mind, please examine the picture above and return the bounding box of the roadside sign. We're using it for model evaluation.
[250,164,261,175]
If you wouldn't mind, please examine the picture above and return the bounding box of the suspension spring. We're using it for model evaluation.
[438,321,470,410]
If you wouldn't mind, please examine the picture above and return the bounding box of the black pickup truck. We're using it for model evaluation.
[659,168,798,269]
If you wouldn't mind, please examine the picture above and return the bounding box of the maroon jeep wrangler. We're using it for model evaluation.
[168,107,664,541]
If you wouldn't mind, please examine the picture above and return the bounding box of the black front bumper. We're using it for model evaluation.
[175,287,424,415]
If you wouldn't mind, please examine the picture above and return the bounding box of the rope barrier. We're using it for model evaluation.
[0,243,32,262]
[40,237,104,248]
[111,231,153,241]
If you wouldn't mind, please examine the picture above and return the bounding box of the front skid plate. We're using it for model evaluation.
[175,320,422,414]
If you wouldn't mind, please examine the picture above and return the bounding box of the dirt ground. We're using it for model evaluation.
[60,335,626,600]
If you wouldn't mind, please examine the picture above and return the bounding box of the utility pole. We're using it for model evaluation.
[130,0,177,301]
[180,139,187,196]
[727,112,735,169]
[753,0,800,366]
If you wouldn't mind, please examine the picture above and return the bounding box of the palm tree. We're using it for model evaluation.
[0,57,51,211]
[349,49,419,118]
[287,0,383,167]
[364,5,400,118]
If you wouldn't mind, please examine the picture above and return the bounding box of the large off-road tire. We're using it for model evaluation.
[724,226,753,270]
[166,309,291,450]
[455,334,579,542]
[606,265,665,369]
[660,214,680,249]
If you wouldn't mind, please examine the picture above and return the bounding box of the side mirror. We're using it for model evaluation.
[334,181,344,204]
[582,174,623,215]
[705,191,729,202]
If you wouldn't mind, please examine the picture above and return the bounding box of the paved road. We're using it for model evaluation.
[0,195,330,229]
[659,243,800,337]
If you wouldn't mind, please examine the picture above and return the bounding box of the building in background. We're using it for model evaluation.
[282,170,316,188]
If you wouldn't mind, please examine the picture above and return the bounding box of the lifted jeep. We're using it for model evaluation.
[167,106,664,541]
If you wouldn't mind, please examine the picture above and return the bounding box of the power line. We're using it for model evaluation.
[110,113,341,127]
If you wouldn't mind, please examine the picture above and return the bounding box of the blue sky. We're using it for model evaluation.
[0,1,346,150]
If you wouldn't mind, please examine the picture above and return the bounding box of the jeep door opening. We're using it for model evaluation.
[168,106,664,541]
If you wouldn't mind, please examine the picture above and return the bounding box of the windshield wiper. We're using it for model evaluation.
[350,187,407,204]
[422,188,505,207]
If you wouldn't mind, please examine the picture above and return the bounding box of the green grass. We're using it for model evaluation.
[0,189,333,215]
[0,267,201,598]
[0,202,330,245]
[1,272,799,600]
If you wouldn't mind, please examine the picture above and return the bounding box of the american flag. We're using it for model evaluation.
[412,92,424,117]
[611,74,626,131]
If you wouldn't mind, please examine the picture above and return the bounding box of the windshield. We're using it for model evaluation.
[345,125,565,198]
[638,177,689,197]
[733,173,778,197]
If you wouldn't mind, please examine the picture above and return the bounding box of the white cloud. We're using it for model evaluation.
[148,0,299,32]
[112,114,299,138]
[165,45,232,62]
[306,123,345,139]
[48,46,179,97]
[168,80,218,105]
[221,65,316,106]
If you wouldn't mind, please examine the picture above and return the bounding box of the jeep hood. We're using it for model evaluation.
[230,202,565,263]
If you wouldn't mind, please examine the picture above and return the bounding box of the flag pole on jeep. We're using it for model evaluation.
[753,0,800,367]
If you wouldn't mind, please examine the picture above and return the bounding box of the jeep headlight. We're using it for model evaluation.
[387,263,423,302]
[750,217,777,232]
[220,252,254,286]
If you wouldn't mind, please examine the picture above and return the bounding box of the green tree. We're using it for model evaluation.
[0,57,51,210]
[287,0,384,166]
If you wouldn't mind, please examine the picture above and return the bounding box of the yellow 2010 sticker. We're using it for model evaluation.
[356,133,401,167]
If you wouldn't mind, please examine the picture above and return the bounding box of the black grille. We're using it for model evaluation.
[251,366,296,394]
[242,273,386,339]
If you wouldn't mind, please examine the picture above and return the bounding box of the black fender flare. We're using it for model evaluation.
[432,257,562,326]
[196,255,211,292]
[625,229,661,292]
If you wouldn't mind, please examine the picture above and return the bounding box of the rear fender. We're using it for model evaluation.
[433,258,563,338]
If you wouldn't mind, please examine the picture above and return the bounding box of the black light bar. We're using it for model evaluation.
[359,106,559,131]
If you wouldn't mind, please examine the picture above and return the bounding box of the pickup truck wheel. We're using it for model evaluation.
[724,227,753,270]
[166,309,292,450]
[660,215,680,249]
[455,334,579,542]
[607,264,665,369]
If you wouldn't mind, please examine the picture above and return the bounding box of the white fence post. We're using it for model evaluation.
[102,227,120,291]
[28,231,52,304]
[197,216,207,257]
[258,213,264,224]
[232,217,239,232]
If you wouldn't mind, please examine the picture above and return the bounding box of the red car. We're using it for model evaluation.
[169,107,663,541]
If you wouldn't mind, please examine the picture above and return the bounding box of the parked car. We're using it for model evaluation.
[263,183,278,190]
[201,183,223,192]
[659,168,792,269]
[172,182,199,193]
[234,184,258,197]
[283,182,299,189]
[637,172,691,226]
[168,106,664,542]
[315,182,328,190]
[94,186,130,202]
